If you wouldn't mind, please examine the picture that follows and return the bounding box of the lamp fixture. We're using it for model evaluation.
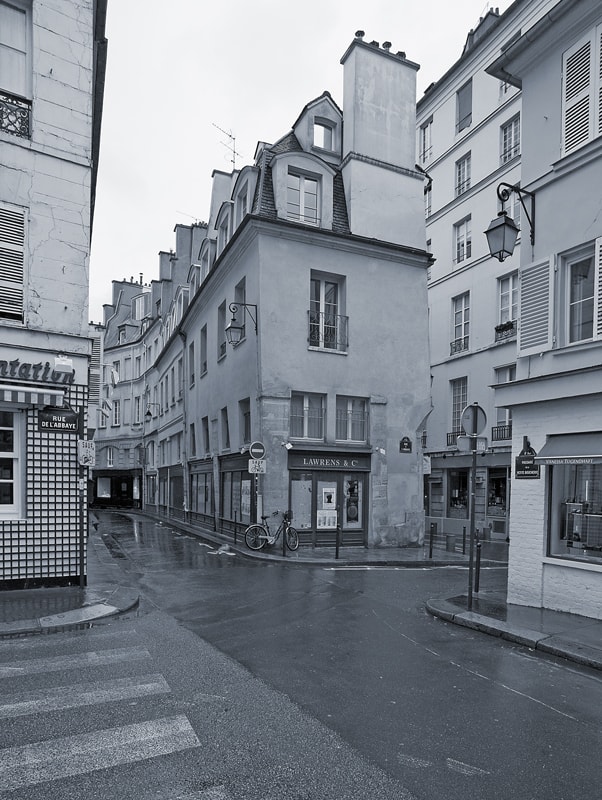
[485,182,535,262]
[225,302,258,346]
[145,402,160,420]
[281,442,293,450]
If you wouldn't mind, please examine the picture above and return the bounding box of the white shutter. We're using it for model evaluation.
[594,238,602,339]
[0,203,25,321]
[562,32,594,154]
[597,24,602,138]
[519,259,552,355]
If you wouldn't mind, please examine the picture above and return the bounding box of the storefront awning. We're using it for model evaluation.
[534,433,602,465]
[0,384,64,408]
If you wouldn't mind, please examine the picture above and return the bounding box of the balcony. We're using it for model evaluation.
[0,92,31,138]
[494,320,517,342]
[447,431,461,446]
[450,336,469,356]
[308,311,348,353]
[492,424,512,441]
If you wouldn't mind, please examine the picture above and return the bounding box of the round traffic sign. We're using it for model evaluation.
[249,440,266,459]
[460,403,487,436]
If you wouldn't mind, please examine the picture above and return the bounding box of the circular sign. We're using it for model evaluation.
[249,441,266,460]
[460,404,487,436]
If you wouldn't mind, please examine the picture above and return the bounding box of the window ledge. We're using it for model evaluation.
[543,556,602,573]
[307,346,347,356]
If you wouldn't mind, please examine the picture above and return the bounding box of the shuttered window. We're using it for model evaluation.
[518,260,552,354]
[0,203,25,322]
[562,25,602,155]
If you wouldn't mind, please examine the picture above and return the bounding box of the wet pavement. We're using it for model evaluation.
[1,510,601,674]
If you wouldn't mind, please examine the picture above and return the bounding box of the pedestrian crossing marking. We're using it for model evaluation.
[0,715,200,792]
[0,645,151,677]
[0,673,170,718]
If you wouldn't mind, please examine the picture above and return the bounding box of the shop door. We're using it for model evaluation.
[315,472,366,546]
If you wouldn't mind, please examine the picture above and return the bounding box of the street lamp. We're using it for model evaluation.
[145,402,160,420]
[225,302,258,346]
[485,182,535,262]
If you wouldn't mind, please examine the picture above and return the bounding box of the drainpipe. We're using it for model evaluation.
[178,331,190,523]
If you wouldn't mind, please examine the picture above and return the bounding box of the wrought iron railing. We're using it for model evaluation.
[492,424,512,441]
[494,320,517,342]
[308,310,349,352]
[0,92,31,138]
[447,431,462,446]
[450,336,469,355]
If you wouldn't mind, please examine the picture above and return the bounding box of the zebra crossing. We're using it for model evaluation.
[0,627,206,796]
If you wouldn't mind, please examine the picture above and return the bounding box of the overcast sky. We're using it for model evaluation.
[88,0,513,322]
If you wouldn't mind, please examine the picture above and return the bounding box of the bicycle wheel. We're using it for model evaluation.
[245,525,266,550]
[286,525,299,551]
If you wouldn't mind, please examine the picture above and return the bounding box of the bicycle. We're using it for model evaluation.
[244,510,299,551]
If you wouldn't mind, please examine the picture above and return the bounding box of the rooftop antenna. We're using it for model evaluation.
[212,122,242,169]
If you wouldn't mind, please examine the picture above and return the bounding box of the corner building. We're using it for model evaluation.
[0,0,107,586]
[97,36,432,548]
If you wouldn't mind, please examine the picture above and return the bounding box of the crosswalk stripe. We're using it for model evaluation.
[0,674,171,718]
[0,646,151,677]
[0,714,200,791]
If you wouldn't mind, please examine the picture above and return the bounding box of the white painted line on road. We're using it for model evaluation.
[0,674,170,718]
[0,714,200,791]
[446,758,490,776]
[0,646,151,677]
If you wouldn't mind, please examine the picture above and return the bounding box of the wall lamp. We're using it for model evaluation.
[485,182,535,262]
[145,402,160,420]
[225,302,258,346]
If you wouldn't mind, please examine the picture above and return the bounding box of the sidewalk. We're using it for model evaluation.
[1,513,601,675]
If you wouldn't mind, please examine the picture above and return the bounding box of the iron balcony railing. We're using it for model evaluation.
[492,424,512,441]
[494,320,517,342]
[308,310,349,352]
[0,92,31,138]
[447,431,462,446]
[450,336,469,355]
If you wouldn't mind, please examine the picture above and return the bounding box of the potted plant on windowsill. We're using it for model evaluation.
[495,320,516,340]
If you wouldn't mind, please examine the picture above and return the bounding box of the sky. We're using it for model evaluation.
[88,0,513,323]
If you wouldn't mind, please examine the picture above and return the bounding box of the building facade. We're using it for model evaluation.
[417,0,556,544]
[94,35,432,548]
[488,0,602,619]
[0,0,107,587]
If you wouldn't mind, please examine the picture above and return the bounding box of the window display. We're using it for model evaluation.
[549,462,602,563]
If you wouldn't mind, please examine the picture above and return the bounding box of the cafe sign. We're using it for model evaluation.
[38,406,80,434]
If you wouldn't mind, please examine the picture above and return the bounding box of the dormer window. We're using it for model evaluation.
[287,170,319,225]
[118,327,126,344]
[218,218,229,254]
[313,120,334,150]
[236,185,248,226]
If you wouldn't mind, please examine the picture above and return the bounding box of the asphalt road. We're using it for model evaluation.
[2,511,602,799]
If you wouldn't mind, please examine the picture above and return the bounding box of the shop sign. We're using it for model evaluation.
[289,453,371,471]
[38,406,79,433]
[515,454,541,479]
[0,356,75,385]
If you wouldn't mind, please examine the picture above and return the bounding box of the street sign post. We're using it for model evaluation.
[456,435,487,453]
[248,459,266,474]
[249,441,266,460]
[462,402,487,612]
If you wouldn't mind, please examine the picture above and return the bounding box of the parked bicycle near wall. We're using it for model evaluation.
[244,510,299,551]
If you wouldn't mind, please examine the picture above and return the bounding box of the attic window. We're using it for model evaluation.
[313,121,333,150]
[287,170,319,225]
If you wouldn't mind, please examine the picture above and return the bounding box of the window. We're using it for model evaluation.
[132,293,150,320]
[135,355,141,378]
[562,25,602,155]
[218,218,229,254]
[134,396,141,425]
[287,171,318,225]
[0,0,31,138]
[567,251,595,343]
[494,364,515,430]
[202,416,210,454]
[221,407,230,451]
[451,293,470,354]
[500,115,520,163]
[448,469,469,518]
[419,117,433,162]
[118,328,126,344]
[454,217,472,264]
[290,392,325,440]
[499,272,518,324]
[189,341,195,386]
[336,397,367,442]
[456,79,472,133]
[313,120,334,150]
[549,458,602,565]
[309,274,348,351]
[112,400,121,427]
[218,301,227,359]
[0,202,25,321]
[455,153,471,196]
[107,446,114,467]
[236,185,248,226]
[233,278,247,341]
[451,377,468,434]
[425,183,432,218]
[200,325,207,375]
[0,409,22,517]
[239,398,251,444]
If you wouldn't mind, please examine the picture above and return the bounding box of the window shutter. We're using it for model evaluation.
[0,204,25,321]
[562,33,594,154]
[594,238,602,339]
[519,259,552,355]
[597,24,602,138]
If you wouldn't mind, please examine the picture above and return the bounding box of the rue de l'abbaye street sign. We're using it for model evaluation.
[38,406,80,434]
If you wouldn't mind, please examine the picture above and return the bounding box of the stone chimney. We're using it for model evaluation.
[340,36,424,249]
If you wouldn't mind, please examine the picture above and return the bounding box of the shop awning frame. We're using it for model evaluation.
[534,432,602,465]
[0,384,65,408]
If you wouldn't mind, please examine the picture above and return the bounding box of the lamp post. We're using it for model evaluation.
[225,302,258,346]
[485,182,535,262]
[143,403,160,511]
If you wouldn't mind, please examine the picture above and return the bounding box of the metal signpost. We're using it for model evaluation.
[460,403,487,612]
[248,441,266,521]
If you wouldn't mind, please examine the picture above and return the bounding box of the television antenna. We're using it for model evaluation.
[212,122,242,169]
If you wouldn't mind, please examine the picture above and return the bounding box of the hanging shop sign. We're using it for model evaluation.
[38,406,80,433]
[399,437,412,453]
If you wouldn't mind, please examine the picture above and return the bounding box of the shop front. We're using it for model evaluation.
[287,450,371,546]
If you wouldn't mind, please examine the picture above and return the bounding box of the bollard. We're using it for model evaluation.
[429,522,436,559]
[475,537,482,593]
[462,526,466,555]
[335,515,341,560]
[234,511,237,546]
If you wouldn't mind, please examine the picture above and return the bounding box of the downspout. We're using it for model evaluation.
[178,330,190,523]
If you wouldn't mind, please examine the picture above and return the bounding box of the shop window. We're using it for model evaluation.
[221,469,251,525]
[549,462,602,564]
[291,472,313,530]
[448,469,468,518]
[487,468,508,518]
[0,409,23,518]
[290,392,325,440]
[336,397,367,442]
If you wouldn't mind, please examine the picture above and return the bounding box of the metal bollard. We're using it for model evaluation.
[429,522,436,559]
[462,525,466,555]
[475,537,482,593]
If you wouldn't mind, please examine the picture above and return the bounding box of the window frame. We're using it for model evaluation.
[287,169,320,226]
[0,0,32,99]
[499,271,519,324]
[500,114,520,164]
[450,377,468,434]
[455,152,471,196]
[335,396,368,443]
[309,272,347,352]
[456,79,472,133]
[0,407,23,518]
[419,117,433,162]
[453,216,472,264]
[290,392,326,441]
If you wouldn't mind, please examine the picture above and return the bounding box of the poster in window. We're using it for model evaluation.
[317,509,337,529]
[322,487,336,509]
